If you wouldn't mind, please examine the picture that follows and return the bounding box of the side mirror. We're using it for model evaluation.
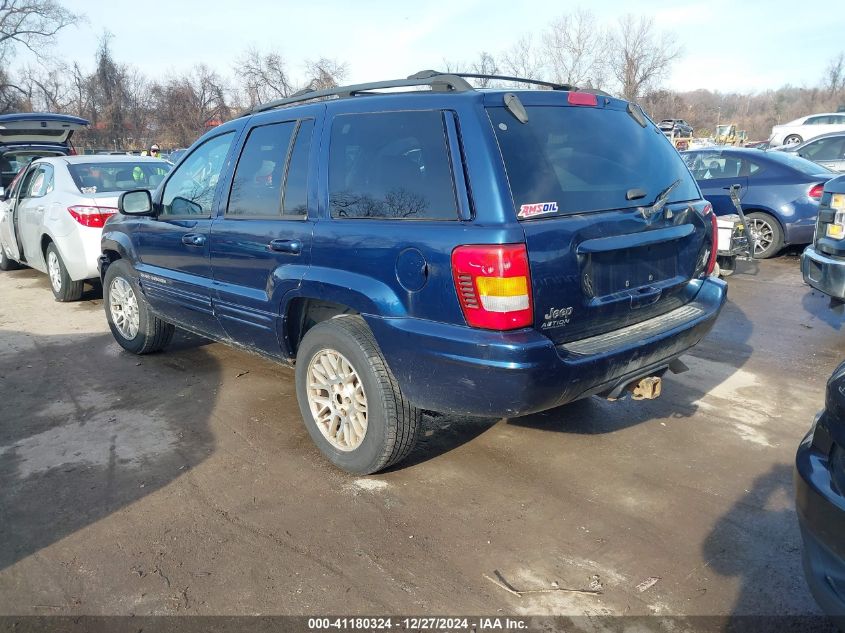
[119,189,153,215]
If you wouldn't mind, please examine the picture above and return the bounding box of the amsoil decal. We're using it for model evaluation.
[518,202,558,219]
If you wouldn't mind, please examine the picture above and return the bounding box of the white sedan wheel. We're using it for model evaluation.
[47,250,62,292]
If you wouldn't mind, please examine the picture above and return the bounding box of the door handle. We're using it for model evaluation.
[36,206,45,213]
[181,233,206,247]
[268,239,302,254]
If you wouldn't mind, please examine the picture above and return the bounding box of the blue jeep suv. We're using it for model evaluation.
[99,71,727,474]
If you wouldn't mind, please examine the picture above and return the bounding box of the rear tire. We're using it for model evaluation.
[0,247,20,271]
[746,212,783,259]
[46,243,83,302]
[295,315,421,474]
[103,258,174,354]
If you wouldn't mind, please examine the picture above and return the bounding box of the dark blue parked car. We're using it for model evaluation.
[803,176,845,301]
[99,71,726,473]
[682,147,835,258]
[796,360,845,628]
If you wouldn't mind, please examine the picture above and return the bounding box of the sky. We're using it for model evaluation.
[17,0,845,94]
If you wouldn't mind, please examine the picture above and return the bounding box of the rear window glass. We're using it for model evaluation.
[68,161,171,193]
[763,150,835,176]
[487,106,700,218]
[329,110,458,220]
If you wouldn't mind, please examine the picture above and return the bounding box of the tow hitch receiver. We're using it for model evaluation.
[627,376,662,400]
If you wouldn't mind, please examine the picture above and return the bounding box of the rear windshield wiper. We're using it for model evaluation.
[634,178,681,212]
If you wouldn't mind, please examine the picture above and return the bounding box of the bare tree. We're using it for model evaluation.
[469,51,499,86]
[236,48,294,108]
[0,0,80,62]
[22,61,70,111]
[0,68,27,111]
[543,9,607,88]
[824,52,845,97]
[303,57,348,91]
[152,65,231,147]
[609,14,681,102]
[499,35,544,84]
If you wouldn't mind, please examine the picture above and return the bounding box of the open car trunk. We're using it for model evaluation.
[0,113,88,146]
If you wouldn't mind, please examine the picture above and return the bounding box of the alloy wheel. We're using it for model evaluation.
[306,349,368,451]
[749,218,774,256]
[47,251,62,292]
[109,277,140,340]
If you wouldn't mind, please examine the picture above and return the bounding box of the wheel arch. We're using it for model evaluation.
[284,296,360,358]
[99,232,135,280]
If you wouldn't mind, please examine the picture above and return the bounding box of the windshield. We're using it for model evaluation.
[68,161,171,193]
[763,150,835,176]
[488,105,700,217]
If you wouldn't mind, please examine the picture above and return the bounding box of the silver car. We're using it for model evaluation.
[779,132,845,172]
[0,155,170,301]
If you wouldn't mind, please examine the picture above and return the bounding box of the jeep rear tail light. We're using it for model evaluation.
[67,205,117,228]
[451,244,533,330]
[809,183,825,201]
[696,203,718,278]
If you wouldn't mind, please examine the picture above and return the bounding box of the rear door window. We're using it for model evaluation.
[282,119,314,217]
[488,105,699,218]
[329,111,458,220]
[802,137,845,161]
[227,122,295,217]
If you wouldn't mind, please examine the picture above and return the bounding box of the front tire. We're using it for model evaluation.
[46,243,83,302]
[784,134,803,145]
[295,316,421,474]
[103,258,174,354]
[746,212,784,259]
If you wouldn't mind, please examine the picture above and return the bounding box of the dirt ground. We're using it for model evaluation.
[0,253,843,628]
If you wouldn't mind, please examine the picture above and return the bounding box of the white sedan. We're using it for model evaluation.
[0,155,170,301]
[769,112,845,146]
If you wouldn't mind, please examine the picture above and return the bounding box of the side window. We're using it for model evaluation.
[281,119,314,217]
[741,159,762,177]
[329,110,458,220]
[804,137,845,161]
[806,116,829,126]
[28,166,53,197]
[19,166,43,198]
[227,122,295,217]
[161,132,235,217]
[685,152,722,180]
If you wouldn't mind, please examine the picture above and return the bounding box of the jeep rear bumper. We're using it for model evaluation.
[365,277,727,418]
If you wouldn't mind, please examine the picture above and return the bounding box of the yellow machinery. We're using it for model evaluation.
[714,124,748,146]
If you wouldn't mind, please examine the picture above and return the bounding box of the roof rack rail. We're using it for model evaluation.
[246,70,584,115]
[414,70,573,91]
[248,71,474,114]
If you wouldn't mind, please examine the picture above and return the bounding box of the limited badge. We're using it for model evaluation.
[518,202,558,219]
